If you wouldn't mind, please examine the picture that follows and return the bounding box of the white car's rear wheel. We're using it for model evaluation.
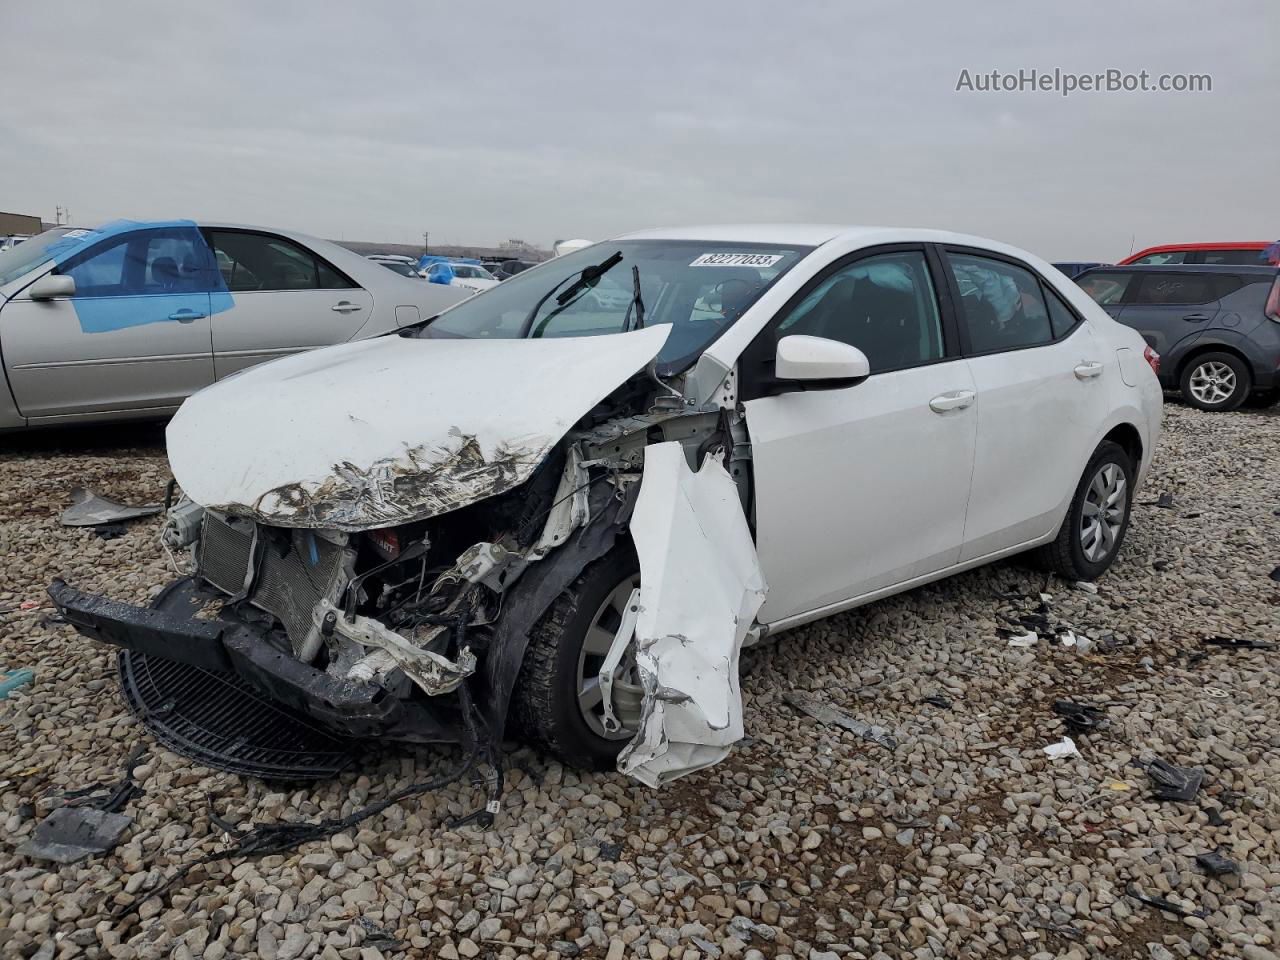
[1033,440,1134,580]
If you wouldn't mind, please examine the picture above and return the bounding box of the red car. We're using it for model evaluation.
[1120,242,1275,266]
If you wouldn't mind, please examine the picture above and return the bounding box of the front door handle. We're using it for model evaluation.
[1182,313,1210,322]
[929,389,976,413]
[1074,361,1104,379]
[168,309,206,323]
[331,301,363,314]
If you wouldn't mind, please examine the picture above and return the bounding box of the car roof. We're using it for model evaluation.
[1082,264,1277,276]
[613,224,1049,256]
[1121,241,1270,263]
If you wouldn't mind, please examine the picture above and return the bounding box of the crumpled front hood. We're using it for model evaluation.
[167,326,670,530]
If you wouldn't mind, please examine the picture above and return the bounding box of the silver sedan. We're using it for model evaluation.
[0,220,468,430]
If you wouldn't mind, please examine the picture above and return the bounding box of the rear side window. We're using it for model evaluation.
[946,253,1052,353]
[1076,272,1133,305]
[1133,273,1218,305]
[205,230,356,292]
[774,251,944,373]
[1044,285,1081,338]
[1201,250,1265,265]
[1131,251,1188,265]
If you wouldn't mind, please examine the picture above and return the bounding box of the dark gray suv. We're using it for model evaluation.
[1076,265,1280,411]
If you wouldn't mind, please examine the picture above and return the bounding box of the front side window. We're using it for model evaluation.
[205,230,355,292]
[947,253,1052,353]
[772,251,944,372]
[1131,251,1188,265]
[60,227,214,297]
[1133,273,1217,306]
[423,240,812,371]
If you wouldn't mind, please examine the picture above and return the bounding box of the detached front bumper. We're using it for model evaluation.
[47,577,460,744]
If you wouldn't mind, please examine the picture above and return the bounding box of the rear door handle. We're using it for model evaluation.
[168,309,206,322]
[1074,361,1104,379]
[1182,313,1210,322]
[331,301,363,314]
[929,389,975,413]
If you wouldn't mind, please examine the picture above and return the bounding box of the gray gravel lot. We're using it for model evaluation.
[2,404,1278,960]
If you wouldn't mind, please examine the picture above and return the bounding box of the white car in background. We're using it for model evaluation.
[424,261,500,293]
[53,225,1162,789]
[0,221,468,430]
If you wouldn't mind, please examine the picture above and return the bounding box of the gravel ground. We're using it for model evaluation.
[2,404,1278,960]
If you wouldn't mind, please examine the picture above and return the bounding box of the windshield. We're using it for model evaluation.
[422,240,812,370]
[0,227,73,287]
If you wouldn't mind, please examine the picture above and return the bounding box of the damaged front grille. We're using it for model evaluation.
[197,512,347,657]
[118,649,359,780]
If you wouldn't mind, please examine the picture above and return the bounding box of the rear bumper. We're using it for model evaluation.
[47,577,460,742]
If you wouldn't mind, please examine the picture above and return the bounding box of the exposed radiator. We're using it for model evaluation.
[197,512,347,657]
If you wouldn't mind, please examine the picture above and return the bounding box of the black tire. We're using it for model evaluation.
[1032,440,1134,581]
[512,546,640,770]
[1180,352,1251,412]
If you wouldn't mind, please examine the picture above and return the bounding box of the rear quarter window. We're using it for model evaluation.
[1076,273,1132,305]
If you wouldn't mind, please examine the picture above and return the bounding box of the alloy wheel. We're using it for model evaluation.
[575,575,643,740]
[1080,462,1127,563]
[1188,361,1237,406]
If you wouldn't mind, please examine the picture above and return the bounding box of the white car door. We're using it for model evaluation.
[739,247,978,624]
[203,229,374,379]
[940,249,1111,561]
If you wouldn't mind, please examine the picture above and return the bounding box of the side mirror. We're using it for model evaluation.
[775,335,870,382]
[28,274,76,300]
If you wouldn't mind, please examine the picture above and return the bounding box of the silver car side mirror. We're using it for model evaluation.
[775,335,870,382]
[28,274,76,300]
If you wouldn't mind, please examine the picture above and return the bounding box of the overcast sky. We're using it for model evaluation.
[2,1,1275,261]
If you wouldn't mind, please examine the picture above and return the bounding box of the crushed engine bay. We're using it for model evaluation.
[50,328,769,788]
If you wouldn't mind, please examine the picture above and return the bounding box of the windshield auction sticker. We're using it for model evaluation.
[690,253,784,267]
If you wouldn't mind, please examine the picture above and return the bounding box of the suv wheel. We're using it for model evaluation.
[1033,440,1134,581]
[1181,352,1250,411]
[512,546,642,770]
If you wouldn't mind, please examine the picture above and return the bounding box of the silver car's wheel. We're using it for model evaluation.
[575,574,642,740]
[1187,361,1236,407]
[1080,462,1127,563]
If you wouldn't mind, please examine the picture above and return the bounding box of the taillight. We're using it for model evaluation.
[1265,277,1280,322]
[1143,345,1161,375]
[367,528,402,561]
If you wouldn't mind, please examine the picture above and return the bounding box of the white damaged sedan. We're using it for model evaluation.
[51,225,1163,788]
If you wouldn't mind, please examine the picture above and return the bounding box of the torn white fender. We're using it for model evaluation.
[618,441,766,787]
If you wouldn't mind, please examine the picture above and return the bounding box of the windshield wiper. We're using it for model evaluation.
[622,264,645,332]
[518,250,623,338]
